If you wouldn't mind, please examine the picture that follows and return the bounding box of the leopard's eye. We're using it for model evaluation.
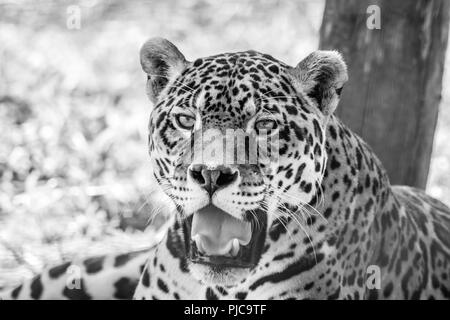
[175,113,196,130]
[255,118,278,133]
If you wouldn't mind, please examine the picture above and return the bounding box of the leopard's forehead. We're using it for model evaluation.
[189,50,288,74]
[177,51,289,88]
[192,50,287,70]
[162,51,299,125]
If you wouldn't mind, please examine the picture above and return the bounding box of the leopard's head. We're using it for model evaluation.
[140,38,347,286]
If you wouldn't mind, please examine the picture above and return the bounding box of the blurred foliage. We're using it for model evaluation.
[0,0,448,289]
[428,63,450,204]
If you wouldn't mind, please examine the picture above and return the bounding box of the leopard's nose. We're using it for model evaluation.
[189,165,239,196]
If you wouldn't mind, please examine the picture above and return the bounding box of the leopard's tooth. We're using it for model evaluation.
[230,238,240,257]
[238,238,250,246]
[192,234,204,253]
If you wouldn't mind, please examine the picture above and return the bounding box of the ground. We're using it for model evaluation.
[0,0,449,289]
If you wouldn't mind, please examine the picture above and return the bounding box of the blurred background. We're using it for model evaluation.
[0,0,449,289]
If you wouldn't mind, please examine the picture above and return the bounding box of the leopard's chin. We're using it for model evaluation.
[188,263,250,286]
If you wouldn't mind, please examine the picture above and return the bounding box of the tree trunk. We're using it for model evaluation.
[319,0,449,188]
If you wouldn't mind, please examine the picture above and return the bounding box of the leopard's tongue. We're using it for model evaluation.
[191,205,252,256]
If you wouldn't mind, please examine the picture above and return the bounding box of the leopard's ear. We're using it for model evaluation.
[140,38,188,103]
[290,51,348,116]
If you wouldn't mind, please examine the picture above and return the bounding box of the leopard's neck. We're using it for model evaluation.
[303,115,401,298]
[318,115,394,234]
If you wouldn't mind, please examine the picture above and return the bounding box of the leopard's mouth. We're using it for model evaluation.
[183,205,267,269]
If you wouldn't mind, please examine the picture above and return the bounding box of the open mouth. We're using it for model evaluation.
[183,205,267,269]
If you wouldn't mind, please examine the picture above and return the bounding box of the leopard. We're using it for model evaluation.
[2,37,450,300]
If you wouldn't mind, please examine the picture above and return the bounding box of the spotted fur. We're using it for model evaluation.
[2,38,450,300]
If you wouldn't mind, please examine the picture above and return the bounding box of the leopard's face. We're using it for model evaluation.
[141,39,347,286]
